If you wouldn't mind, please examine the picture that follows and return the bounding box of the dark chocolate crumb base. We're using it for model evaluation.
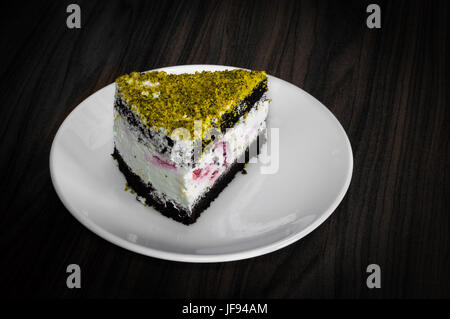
[112,133,265,225]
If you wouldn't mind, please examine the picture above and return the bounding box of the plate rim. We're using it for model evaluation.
[50,64,353,263]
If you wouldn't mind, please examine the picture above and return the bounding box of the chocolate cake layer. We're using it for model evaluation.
[218,79,267,133]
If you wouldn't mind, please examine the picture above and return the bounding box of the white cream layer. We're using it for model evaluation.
[113,99,269,213]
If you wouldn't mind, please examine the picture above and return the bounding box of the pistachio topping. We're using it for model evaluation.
[115,70,267,137]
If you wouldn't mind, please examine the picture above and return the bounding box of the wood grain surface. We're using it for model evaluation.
[0,0,448,298]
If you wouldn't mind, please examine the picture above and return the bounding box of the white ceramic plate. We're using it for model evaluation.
[50,64,353,262]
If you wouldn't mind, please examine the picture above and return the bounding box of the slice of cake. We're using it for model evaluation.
[112,69,269,224]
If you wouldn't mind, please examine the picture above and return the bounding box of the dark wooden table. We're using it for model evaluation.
[0,0,448,298]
